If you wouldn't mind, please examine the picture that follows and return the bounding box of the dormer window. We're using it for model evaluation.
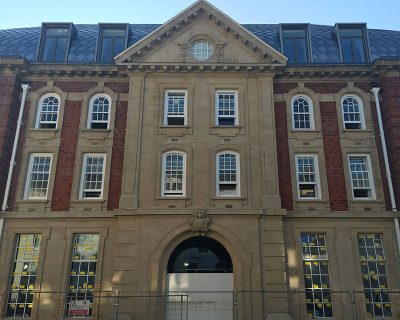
[336,24,369,63]
[96,24,129,63]
[280,25,311,64]
[38,23,74,62]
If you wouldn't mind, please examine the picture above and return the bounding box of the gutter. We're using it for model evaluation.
[371,87,400,260]
[1,84,30,245]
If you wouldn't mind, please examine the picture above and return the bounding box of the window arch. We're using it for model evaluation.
[161,151,186,197]
[216,151,240,197]
[341,95,365,129]
[87,93,111,129]
[35,93,61,129]
[291,95,314,129]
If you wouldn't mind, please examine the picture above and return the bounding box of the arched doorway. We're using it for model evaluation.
[166,236,233,320]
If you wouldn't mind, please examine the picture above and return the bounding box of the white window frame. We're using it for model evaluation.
[295,154,321,200]
[35,93,60,129]
[87,93,111,129]
[348,154,375,200]
[216,151,240,197]
[24,153,53,200]
[215,90,239,126]
[79,153,106,199]
[164,90,187,126]
[161,151,186,197]
[291,94,315,130]
[341,95,366,130]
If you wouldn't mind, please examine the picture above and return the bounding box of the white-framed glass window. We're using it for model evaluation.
[295,154,321,199]
[65,234,99,318]
[35,93,60,129]
[215,90,238,126]
[216,151,240,197]
[6,234,42,318]
[348,155,375,199]
[161,151,186,196]
[301,233,333,318]
[87,94,111,129]
[164,90,187,126]
[24,153,52,200]
[190,40,214,61]
[341,95,365,129]
[80,154,106,199]
[357,234,392,317]
[291,95,314,129]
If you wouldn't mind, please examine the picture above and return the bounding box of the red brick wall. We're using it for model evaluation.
[274,101,293,210]
[51,101,82,211]
[107,101,128,210]
[273,83,297,94]
[379,77,400,208]
[305,83,346,93]
[320,102,348,211]
[0,75,21,206]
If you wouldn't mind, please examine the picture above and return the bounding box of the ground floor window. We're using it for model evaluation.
[301,233,332,318]
[358,234,391,317]
[6,234,42,318]
[65,234,99,318]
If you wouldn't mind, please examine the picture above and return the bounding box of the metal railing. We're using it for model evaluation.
[0,289,118,319]
[0,289,398,319]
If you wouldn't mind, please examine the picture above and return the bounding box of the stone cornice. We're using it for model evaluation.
[275,64,372,79]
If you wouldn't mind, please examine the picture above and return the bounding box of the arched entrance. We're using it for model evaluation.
[166,236,233,320]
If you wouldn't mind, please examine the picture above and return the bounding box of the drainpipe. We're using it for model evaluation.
[1,84,30,213]
[371,87,400,260]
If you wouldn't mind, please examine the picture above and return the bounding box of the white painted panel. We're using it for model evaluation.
[167,273,233,320]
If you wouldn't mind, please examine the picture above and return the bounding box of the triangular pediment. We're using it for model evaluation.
[115,0,287,70]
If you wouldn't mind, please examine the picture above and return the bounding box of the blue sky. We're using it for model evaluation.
[1,0,399,30]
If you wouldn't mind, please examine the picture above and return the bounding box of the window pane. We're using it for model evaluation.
[295,38,307,63]
[90,96,110,129]
[102,28,126,37]
[340,38,353,63]
[217,153,238,196]
[6,234,42,318]
[340,28,363,37]
[358,234,392,317]
[292,97,312,129]
[352,38,366,63]
[283,39,295,63]
[163,153,184,195]
[54,37,67,62]
[100,38,113,63]
[349,156,373,198]
[38,96,59,129]
[46,27,69,36]
[114,37,125,56]
[81,155,105,198]
[66,234,99,318]
[301,234,333,318]
[26,155,52,199]
[42,38,57,62]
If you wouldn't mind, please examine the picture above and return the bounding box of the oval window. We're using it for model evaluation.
[190,40,214,61]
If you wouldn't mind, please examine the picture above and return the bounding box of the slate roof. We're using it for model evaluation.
[0,24,399,64]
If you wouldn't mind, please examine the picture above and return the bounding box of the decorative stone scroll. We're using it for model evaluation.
[190,208,210,236]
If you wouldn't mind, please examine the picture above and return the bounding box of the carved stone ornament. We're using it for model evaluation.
[190,208,210,236]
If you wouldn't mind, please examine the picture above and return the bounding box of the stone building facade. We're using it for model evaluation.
[0,1,400,319]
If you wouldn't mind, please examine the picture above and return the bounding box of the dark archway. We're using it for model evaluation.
[167,236,233,273]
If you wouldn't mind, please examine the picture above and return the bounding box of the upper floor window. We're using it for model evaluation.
[190,40,214,61]
[281,26,310,64]
[215,90,238,126]
[38,24,74,62]
[348,155,375,199]
[24,153,52,200]
[80,154,106,199]
[341,95,365,129]
[87,94,111,129]
[35,93,60,129]
[216,151,240,197]
[336,25,369,63]
[291,95,314,129]
[161,151,186,197]
[295,154,320,199]
[164,90,187,126]
[97,24,128,63]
